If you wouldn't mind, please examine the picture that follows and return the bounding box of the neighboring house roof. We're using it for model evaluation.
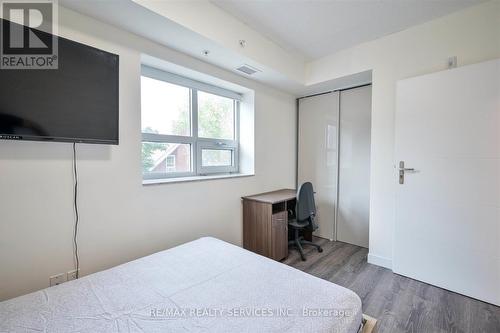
[149,143,180,172]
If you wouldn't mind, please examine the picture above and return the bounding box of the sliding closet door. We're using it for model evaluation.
[337,86,371,248]
[298,92,339,240]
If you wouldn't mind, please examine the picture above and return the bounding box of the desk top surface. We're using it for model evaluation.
[242,189,296,204]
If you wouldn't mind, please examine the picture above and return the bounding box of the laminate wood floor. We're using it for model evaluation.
[283,237,500,333]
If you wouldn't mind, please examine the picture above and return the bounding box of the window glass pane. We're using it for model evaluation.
[141,76,190,136]
[201,149,233,167]
[198,91,234,140]
[142,142,191,174]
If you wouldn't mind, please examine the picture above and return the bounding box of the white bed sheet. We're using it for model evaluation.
[0,237,362,333]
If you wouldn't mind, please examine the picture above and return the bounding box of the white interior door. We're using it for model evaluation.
[337,86,371,248]
[394,59,500,305]
[298,92,339,240]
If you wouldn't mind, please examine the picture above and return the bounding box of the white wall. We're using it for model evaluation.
[307,0,500,269]
[0,7,296,301]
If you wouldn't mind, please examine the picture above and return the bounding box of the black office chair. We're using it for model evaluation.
[288,182,323,261]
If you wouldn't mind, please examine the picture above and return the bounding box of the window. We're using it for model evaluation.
[165,155,176,172]
[201,149,233,167]
[198,91,235,140]
[141,66,241,180]
[141,77,191,136]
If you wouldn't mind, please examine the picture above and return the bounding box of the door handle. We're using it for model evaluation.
[399,161,415,184]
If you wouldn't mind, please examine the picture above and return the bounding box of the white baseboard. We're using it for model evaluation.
[367,253,392,270]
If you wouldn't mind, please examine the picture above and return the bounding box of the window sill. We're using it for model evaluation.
[142,173,254,186]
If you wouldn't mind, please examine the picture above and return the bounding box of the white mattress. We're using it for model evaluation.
[0,237,362,333]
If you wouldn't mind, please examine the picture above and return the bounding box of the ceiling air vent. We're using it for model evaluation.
[236,64,260,75]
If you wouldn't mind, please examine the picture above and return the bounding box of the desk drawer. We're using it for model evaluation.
[272,211,287,226]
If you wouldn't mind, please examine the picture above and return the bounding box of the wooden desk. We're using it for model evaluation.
[242,189,312,261]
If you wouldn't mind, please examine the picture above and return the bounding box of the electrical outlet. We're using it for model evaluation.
[49,273,66,287]
[67,269,79,281]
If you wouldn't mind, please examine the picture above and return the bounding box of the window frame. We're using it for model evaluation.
[141,66,241,180]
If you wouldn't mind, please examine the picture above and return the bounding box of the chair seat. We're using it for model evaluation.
[288,218,309,229]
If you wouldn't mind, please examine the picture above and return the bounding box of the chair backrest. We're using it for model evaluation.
[296,182,318,230]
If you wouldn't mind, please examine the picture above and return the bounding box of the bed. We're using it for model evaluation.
[0,237,363,332]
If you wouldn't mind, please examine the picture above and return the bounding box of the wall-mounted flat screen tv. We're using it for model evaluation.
[0,19,119,145]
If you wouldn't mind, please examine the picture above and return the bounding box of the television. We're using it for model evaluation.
[0,20,119,145]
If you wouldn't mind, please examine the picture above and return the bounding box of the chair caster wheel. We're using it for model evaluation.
[318,248,323,253]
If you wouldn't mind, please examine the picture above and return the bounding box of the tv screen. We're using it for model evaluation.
[0,20,119,145]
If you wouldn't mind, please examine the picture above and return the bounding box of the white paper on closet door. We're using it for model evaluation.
[326,125,337,167]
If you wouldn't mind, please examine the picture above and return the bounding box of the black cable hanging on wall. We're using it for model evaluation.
[73,143,80,279]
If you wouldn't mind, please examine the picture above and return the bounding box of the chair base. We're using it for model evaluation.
[288,232,323,261]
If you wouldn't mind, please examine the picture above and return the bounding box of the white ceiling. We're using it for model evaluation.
[211,0,485,60]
